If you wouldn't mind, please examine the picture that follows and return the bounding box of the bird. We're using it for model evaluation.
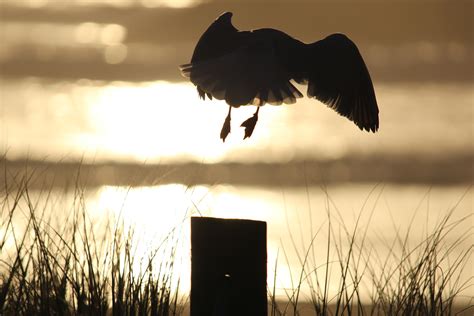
[180,12,379,142]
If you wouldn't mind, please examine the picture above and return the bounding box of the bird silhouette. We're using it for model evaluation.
[180,12,379,142]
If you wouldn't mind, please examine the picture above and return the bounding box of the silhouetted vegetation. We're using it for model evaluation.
[1,168,472,315]
[268,186,473,315]
[0,169,185,316]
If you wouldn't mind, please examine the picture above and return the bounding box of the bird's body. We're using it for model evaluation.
[180,12,379,141]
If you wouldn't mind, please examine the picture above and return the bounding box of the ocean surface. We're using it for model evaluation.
[3,181,472,301]
[1,78,472,301]
[1,79,472,164]
[0,0,472,303]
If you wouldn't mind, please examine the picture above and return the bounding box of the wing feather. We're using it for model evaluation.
[304,34,379,132]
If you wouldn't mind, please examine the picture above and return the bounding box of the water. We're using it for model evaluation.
[1,77,473,298]
[1,78,472,163]
[3,182,471,301]
[1,2,472,304]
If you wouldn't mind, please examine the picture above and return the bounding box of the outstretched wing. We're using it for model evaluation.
[179,13,303,106]
[304,34,379,132]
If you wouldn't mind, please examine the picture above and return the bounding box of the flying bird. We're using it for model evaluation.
[180,12,379,142]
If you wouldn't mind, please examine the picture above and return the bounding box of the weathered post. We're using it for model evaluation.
[191,217,267,316]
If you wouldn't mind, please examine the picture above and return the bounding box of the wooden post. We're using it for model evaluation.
[191,217,267,316]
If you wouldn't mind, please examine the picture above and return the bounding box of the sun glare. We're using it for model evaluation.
[88,183,474,300]
[90,184,196,292]
[79,81,283,162]
[88,183,292,297]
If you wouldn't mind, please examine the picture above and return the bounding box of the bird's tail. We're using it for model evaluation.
[180,56,303,106]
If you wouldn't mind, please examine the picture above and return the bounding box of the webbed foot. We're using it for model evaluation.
[220,106,232,142]
[240,113,258,139]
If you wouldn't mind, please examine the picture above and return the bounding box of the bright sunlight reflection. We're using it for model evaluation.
[84,184,472,301]
[80,81,282,162]
[2,78,472,163]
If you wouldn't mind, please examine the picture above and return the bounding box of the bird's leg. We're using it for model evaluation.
[220,105,232,142]
[240,105,260,139]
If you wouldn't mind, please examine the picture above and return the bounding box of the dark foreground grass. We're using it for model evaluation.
[1,169,472,315]
[268,186,473,315]
[0,170,186,315]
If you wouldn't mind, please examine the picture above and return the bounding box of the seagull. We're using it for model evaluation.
[180,12,379,142]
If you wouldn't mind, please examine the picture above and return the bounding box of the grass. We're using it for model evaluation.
[268,185,473,315]
[0,167,186,315]
[1,166,472,315]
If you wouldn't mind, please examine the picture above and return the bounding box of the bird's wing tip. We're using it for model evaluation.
[178,63,192,78]
[178,63,191,70]
[216,12,233,23]
[220,12,233,18]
